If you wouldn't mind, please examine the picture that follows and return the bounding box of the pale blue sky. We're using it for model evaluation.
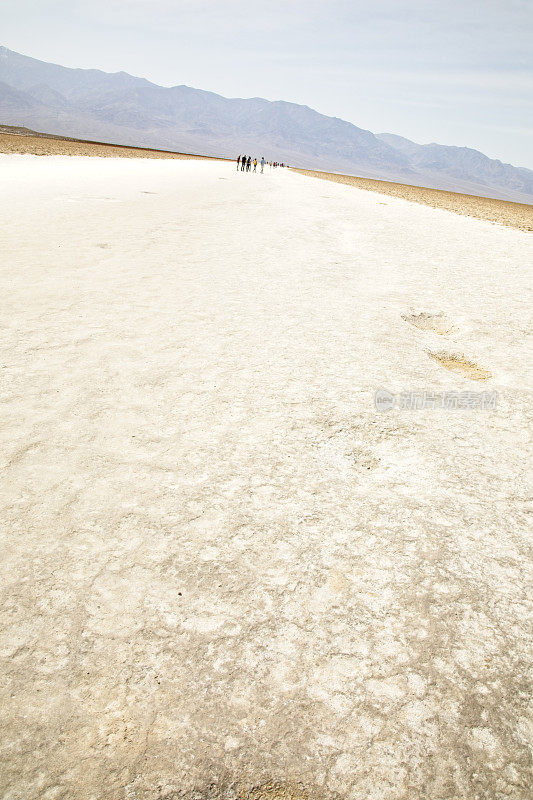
[2,0,532,168]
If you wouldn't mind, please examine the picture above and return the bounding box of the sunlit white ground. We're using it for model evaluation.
[0,155,532,800]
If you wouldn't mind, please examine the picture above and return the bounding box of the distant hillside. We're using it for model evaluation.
[377,133,533,201]
[1,46,532,203]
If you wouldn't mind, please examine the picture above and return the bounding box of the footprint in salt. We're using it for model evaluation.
[402,311,455,335]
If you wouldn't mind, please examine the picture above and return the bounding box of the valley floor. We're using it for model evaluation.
[0,155,532,800]
[293,168,533,232]
[2,125,532,230]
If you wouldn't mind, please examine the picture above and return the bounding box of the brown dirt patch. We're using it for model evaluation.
[428,351,492,380]
[0,125,225,161]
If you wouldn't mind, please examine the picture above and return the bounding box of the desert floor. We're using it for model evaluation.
[0,155,532,800]
[293,169,533,232]
[2,126,531,230]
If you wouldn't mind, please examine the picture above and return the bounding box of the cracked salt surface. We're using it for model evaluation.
[0,155,532,800]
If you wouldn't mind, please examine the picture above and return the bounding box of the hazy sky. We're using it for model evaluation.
[2,0,532,168]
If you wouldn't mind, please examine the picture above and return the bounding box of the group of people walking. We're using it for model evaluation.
[236,155,286,173]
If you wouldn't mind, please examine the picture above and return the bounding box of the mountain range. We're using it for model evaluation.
[1,46,532,203]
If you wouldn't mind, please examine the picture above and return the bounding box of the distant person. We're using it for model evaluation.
[241,155,246,171]
[247,156,252,172]
[260,157,265,173]
[253,158,257,172]
[237,155,241,170]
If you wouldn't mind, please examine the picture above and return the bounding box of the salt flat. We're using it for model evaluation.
[0,155,531,800]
